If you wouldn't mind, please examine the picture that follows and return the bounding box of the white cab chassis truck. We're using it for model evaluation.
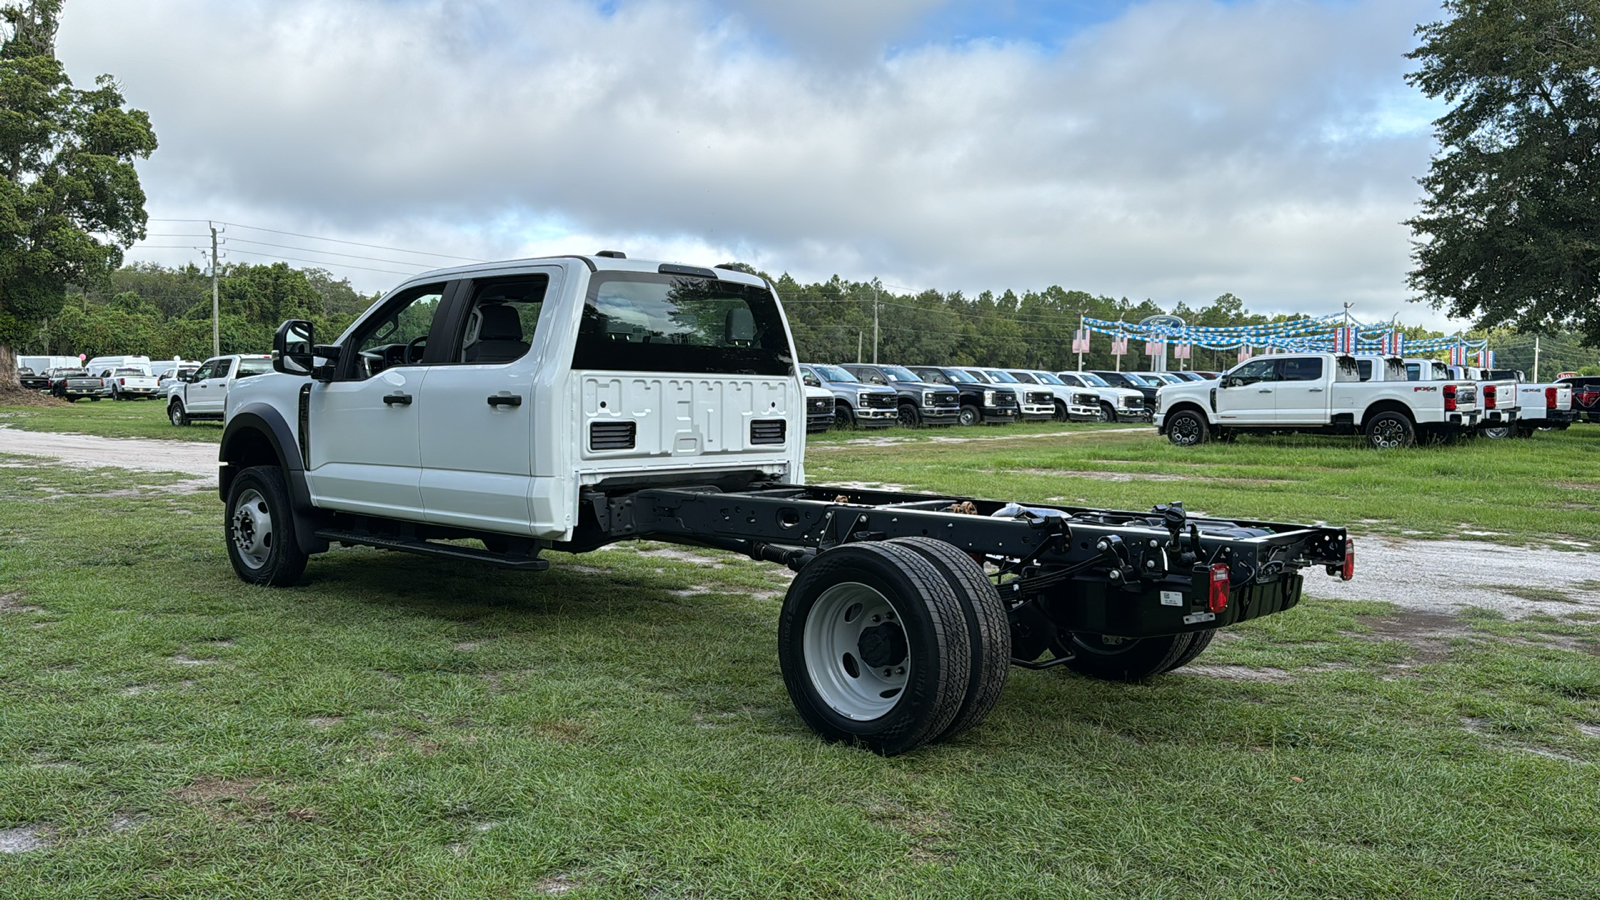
[221,254,1351,754]
[1157,353,1482,449]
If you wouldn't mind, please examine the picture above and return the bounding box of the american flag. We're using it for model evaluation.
[1071,330,1090,354]
[1111,335,1128,356]
[1174,343,1192,360]
[1380,332,1405,356]
[1144,340,1164,357]
[1238,346,1253,364]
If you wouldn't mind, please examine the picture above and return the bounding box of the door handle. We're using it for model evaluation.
[1309,387,1325,392]
[383,392,413,406]
[1257,389,1273,393]
[487,393,522,408]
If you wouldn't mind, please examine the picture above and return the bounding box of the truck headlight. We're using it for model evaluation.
[923,390,935,406]
[984,389,996,406]
[858,391,870,406]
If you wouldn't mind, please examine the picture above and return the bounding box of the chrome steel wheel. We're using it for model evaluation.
[230,488,274,570]
[802,582,909,721]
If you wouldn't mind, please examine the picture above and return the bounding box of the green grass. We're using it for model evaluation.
[809,425,1600,545]
[0,396,222,443]
[2,456,1600,898]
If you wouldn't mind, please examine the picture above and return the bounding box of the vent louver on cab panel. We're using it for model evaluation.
[750,419,787,445]
[590,420,637,451]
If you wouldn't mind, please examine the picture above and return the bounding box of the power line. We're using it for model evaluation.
[220,247,418,276]
[149,218,483,262]
[223,237,433,268]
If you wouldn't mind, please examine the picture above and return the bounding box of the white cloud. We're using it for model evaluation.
[55,0,1459,329]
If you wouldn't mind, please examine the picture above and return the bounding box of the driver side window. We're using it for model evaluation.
[349,284,448,379]
[1228,359,1278,385]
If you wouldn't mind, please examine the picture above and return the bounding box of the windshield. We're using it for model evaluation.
[881,365,920,382]
[983,370,1019,383]
[1009,372,1038,383]
[943,368,979,384]
[1035,372,1065,385]
[1120,373,1153,386]
[1075,372,1109,387]
[573,272,790,375]
[813,364,858,383]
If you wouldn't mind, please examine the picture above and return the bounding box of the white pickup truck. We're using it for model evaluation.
[1437,364,1520,437]
[98,366,160,400]
[166,355,275,426]
[217,252,1351,755]
[1157,353,1480,448]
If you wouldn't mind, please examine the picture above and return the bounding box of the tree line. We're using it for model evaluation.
[20,259,1595,378]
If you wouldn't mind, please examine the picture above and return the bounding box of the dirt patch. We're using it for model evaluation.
[0,591,43,613]
[1354,610,1473,662]
[534,719,589,744]
[173,777,273,820]
[1175,664,1297,683]
[307,716,344,729]
[0,825,51,853]
[0,426,218,478]
[535,874,579,895]
[1577,724,1600,739]
[633,546,727,567]
[861,799,953,863]
[0,389,68,408]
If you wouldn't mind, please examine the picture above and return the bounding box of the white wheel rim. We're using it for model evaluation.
[802,582,910,721]
[230,488,273,569]
[1372,418,1406,448]
[170,405,182,424]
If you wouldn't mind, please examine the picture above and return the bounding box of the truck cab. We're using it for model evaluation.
[839,363,960,427]
[798,367,835,433]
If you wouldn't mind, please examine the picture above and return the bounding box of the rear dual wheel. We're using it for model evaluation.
[778,540,1009,754]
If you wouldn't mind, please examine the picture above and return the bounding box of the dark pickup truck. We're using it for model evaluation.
[1560,376,1600,424]
[908,366,1021,425]
[841,363,961,427]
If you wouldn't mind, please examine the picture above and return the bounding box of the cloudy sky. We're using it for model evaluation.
[56,0,1457,328]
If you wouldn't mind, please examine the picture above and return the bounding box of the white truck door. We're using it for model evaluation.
[306,283,450,520]
[1272,356,1330,422]
[417,272,556,534]
[1214,359,1279,424]
[190,357,233,416]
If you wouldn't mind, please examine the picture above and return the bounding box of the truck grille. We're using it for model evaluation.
[589,420,636,451]
[807,396,832,415]
[1122,397,1142,409]
[863,394,896,410]
[751,419,787,444]
[1026,391,1052,406]
[932,391,959,407]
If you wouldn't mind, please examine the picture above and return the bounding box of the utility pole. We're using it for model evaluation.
[210,222,221,357]
[871,284,879,364]
[856,330,863,364]
[1533,335,1540,382]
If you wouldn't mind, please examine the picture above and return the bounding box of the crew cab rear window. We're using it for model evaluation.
[572,273,790,375]
[237,358,273,378]
[1281,358,1322,381]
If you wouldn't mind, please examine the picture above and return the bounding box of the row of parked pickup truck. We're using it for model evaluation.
[798,363,1153,432]
[1154,353,1580,448]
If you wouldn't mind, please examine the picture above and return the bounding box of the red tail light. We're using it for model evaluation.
[1443,384,1457,412]
[1546,387,1558,409]
[1483,384,1496,409]
[118,378,126,385]
[1207,563,1230,614]
[1341,538,1355,581]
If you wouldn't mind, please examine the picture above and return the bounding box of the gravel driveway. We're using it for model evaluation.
[3,425,1594,619]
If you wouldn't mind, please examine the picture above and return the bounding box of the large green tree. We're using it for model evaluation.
[1406,0,1600,342]
[0,0,155,390]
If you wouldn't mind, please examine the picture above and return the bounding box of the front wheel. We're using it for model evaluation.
[1052,401,1069,422]
[225,466,309,587]
[957,405,981,426]
[897,404,921,428]
[1098,402,1115,422]
[1166,409,1209,446]
[1365,411,1415,449]
[778,542,971,755]
[834,403,856,429]
[168,401,190,427]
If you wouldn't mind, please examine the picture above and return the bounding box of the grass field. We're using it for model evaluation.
[3,404,1600,897]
